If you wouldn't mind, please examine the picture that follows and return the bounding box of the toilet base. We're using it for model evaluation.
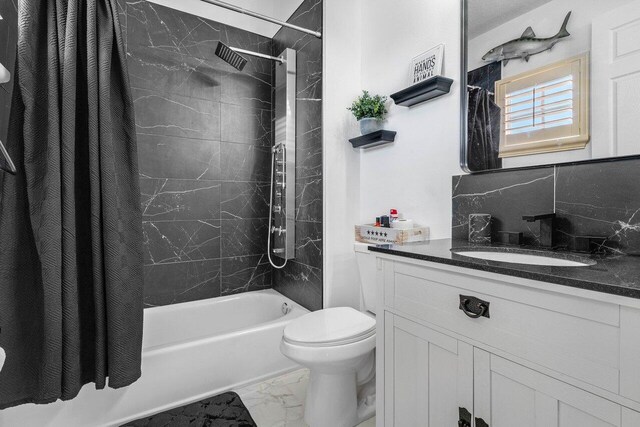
[305,371,358,427]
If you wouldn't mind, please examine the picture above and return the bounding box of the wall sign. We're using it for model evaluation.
[409,44,444,85]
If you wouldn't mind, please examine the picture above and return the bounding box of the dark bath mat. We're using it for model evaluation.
[120,391,258,427]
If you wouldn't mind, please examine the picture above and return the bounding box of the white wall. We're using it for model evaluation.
[323,0,364,309]
[147,0,304,37]
[323,0,463,308]
[359,0,462,237]
[468,0,634,168]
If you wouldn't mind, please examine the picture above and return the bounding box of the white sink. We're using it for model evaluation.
[453,250,594,267]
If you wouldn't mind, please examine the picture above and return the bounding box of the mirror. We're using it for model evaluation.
[461,0,640,172]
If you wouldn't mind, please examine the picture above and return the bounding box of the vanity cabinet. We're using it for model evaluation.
[473,348,639,427]
[383,312,473,426]
[376,256,640,427]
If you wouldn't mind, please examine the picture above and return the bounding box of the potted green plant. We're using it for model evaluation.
[348,90,388,135]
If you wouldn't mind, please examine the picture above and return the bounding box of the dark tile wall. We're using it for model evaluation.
[272,0,323,311]
[0,0,17,147]
[120,0,274,307]
[452,158,640,254]
[468,62,501,93]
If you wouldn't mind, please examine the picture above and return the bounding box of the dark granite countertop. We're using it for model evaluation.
[368,239,640,299]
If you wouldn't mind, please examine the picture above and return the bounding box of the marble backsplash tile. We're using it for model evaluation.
[555,159,640,254]
[452,167,555,245]
[452,158,640,254]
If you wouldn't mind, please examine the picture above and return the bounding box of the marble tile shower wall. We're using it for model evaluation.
[272,0,323,311]
[119,0,275,306]
[452,158,640,254]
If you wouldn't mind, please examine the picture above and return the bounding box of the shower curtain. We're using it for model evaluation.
[0,0,144,409]
[467,87,502,171]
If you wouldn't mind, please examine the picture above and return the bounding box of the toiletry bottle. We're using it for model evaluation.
[381,215,390,228]
[375,217,381,227]
[390,209,399,224]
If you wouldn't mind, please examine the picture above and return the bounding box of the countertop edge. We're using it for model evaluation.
[368,245,640,300]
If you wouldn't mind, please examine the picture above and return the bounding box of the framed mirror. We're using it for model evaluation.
[461,0,640,172]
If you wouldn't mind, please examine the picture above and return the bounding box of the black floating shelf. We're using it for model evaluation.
[349,130,397,149]
[390,76,453,107]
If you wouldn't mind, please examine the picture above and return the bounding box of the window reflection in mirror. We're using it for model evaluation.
[463,0,640,172]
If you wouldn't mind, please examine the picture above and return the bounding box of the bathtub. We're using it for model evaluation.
[0,289,307,427]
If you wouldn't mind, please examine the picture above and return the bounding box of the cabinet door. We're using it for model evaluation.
[474,348,623,427]
[383,312,473,427]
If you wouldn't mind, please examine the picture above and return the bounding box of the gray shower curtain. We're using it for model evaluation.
[0,0,144,409]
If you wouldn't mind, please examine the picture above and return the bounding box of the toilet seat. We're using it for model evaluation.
[283,307,376,347]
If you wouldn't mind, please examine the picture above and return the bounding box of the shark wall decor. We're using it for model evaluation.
[482,11,572,66]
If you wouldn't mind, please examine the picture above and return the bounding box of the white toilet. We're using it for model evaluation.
[280,243,377,427]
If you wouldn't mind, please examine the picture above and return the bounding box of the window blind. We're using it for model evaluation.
[493,53,590,158]
[505,75,574,135]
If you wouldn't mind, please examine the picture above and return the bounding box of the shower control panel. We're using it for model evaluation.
[270,48,296,260]
[271,143,293,259]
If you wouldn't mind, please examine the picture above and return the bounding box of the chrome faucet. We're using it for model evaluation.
[522,213,556,248]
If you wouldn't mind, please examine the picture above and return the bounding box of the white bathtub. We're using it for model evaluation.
[0,289,307,427]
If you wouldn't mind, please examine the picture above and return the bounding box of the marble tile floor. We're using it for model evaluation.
[235,369,376,427]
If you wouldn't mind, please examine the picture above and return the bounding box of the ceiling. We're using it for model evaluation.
[468,0,554,39]
[147,0,305,38]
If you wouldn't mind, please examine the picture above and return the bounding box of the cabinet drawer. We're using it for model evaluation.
[384,261,621,395]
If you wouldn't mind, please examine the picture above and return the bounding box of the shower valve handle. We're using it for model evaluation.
[271,226,286,236]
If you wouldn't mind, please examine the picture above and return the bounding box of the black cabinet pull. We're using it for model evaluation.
[475,417,489,427]
[459,295,490,319]
[458,407,472,427]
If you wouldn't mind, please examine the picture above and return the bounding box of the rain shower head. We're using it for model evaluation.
[215,42,248,71]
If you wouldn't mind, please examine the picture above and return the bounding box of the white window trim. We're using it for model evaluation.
[495,53,590,158]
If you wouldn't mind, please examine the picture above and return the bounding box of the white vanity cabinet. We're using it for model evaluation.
[376,255,640,427]
[383,312,473,426]
[473,348,640,427]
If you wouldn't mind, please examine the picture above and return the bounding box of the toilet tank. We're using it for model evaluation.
[355,242,377,314]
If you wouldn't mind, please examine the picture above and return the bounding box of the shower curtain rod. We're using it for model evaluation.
[200,0,322,39]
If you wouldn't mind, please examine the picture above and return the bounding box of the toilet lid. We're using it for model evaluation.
[283,307,376,346]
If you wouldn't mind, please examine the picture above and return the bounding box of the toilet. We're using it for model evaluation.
[280,243,377,427]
